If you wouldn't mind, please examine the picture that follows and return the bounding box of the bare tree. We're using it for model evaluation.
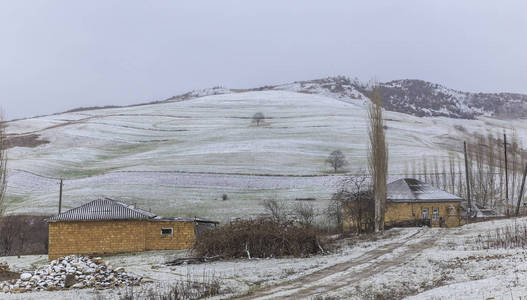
[0,216,17,255]
[457,159,465,198]
[411,159,417,180]
[441,158,448,191]
[326,196,345,232]
[252,112,265,126]
[417,159,423,181]
[422,156,428,183]
[432,157,440,187]
[292,202,315,226]
[510,133,519,208]
[367,84,388,232]
[448,153,457,194]
[262,198,287,223]
[336,172,373,233]
[0,113,7,219]
[473,135,489,207]
[326,150,349,173]
[0,215,49,256]
[454,130,527,213]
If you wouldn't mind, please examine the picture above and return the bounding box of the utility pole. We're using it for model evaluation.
[464,141,471,223]
[515,162,527,216]
[504,133,509,217]
[58,178,63,214]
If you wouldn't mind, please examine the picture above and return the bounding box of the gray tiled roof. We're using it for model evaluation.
[47,198,157,222]
[387,178,463,203]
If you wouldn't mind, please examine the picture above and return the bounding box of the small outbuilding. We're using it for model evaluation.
[47,198,217,260]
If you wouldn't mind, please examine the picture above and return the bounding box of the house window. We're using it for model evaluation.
[432,208,439,221]
[448,206,456,215]
[422,208,428,219]
[161,228,173,235]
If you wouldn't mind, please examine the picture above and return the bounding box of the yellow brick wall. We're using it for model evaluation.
[145,221,196,250]
[48,220,197,260]
[344,201,462,231]
[385,201,461,227]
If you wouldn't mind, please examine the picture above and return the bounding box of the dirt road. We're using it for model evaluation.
[234,229,434,300]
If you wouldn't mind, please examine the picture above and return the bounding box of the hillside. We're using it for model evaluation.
[250,77,527,119]
[58,76,527,120]
[3,81,527,220]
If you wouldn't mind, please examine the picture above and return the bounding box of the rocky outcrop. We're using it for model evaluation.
[373,79,527,119]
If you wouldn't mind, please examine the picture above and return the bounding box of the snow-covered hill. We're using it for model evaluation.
[54,76,527,119]
[3,80,527,220]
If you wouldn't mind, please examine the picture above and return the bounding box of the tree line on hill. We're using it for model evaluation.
[403,131,527,216]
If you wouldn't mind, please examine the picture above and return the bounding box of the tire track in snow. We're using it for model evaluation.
[234,229,434,300]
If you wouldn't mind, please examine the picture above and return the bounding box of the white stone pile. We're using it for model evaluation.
[0,255,142,293]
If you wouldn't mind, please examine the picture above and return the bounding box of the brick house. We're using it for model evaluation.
[47,198,217,260]
[384,178,463,228]
[344,178,463,230]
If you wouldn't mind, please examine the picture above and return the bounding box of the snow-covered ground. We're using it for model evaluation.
[4,90,527,220]
[3,218,527,299]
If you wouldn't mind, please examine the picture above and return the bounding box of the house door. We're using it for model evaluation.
[422,208,428,220]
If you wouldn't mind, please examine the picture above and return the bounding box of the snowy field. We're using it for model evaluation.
[6,169,343,221]
[3,218,527,299]
[4,90,527,219]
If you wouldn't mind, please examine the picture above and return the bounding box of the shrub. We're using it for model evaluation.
[0,215,49,256]
[261,199,287,223]
[292,202,315,226]
[193,218,326,258]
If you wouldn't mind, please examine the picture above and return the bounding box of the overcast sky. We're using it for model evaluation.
[1,1,526,120]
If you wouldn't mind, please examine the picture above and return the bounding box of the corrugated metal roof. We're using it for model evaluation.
[47,198,157,222]
[387,178,463,203]
[152,216,219,223]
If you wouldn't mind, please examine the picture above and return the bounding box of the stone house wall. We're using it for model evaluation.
[343,201,462,231]
[48,220,196,260]
[145,221,196,251]
[385,201,461,227]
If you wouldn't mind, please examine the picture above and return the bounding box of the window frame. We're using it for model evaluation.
[422,208,429,220]
[161,228,174,236]
[432,208,439,221]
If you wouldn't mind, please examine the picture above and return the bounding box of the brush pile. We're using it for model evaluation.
[193,218,326,259]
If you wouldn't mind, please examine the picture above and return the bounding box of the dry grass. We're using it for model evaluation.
[119,272,222,300]
[475,221,527,249]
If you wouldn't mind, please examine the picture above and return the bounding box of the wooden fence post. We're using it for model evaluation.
[515,162,527,216]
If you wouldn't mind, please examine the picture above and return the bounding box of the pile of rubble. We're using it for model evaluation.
[0,255,142,293]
